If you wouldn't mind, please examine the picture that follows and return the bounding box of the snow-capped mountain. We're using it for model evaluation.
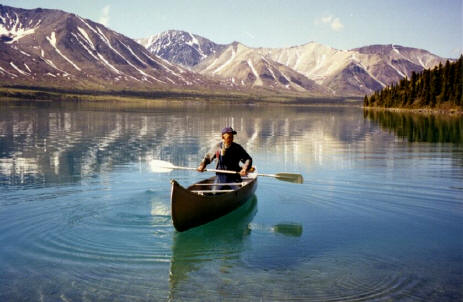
[140,30,450,95]
[1,4,450,96]
[262,42,384,95]
[352,44,445,85]
[0,5,210,89]
[194,42,329,94]
[264,42,446,94]
[137,30,226,67]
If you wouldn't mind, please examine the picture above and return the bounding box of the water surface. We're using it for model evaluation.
[0,100,462,301]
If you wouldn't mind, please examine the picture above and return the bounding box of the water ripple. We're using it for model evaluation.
[0,190,174,267]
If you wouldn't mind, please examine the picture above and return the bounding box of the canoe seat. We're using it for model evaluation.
[191,189,235,194]
[191,189,238,196]
[192,182,246,186]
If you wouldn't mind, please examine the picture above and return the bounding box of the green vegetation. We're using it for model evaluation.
[0,86,361,105]
[364,110,463,143]
[364,56,462,111]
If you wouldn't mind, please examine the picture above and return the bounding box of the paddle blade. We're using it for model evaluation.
[149,160,175,173]
[272,223,303,237]
[274,173,304,184]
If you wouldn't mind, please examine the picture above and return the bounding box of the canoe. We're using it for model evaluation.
[170,171,258,232]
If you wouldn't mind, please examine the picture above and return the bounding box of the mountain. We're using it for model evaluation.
[0,5,211,90]
[352,44,445,85]
[140,30,450,96]
[1,4,450,96]
[364,55,463,110]
[194,42,329,94]
[136,30,226,68]
[262,42,382,95]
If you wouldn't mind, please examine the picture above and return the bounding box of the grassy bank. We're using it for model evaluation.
[0,86,362,106]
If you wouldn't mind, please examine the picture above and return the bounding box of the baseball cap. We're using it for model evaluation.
[221,126,237,135]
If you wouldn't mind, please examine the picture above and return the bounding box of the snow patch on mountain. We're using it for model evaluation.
[214,47,236,74]
[77,27,96,49]
[0,11,40,43]
[47,31,81,71]
[71,32,98,60]
[0,65,17,77]
[138,30,227,68]
[247,59,262,86]
[10,61,29,75]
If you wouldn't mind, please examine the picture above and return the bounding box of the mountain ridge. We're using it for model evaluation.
[193,42,330,94]
[0,5,217,91]
[140,30,450,95]
[136,30,227,68]
[0,4,452,97]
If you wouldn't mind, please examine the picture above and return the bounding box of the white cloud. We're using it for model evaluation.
[99,5,110,26]
[321,15,333,24]
[330,17,344,31]
[316,14,344,32]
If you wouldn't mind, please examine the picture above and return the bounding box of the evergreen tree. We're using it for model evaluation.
[364,56,462,110]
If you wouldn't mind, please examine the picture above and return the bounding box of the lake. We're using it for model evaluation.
[0,100,462,301]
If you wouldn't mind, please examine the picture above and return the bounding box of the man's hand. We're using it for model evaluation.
[239,168,248,176]
[197,164,206,172]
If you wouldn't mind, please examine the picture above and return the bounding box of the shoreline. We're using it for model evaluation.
[363,106,463,115]
[1,87,460,114]
[0,86,363,106]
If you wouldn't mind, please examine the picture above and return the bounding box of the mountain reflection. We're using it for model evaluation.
[364,110,462,144]
[0,100,375,186]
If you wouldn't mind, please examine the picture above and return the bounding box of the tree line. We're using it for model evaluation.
[364,55,462,109]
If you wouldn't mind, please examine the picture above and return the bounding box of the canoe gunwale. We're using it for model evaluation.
[171,172,257,232]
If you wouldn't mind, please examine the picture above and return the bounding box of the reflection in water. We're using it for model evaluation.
[272,223,303,237]
[364,109,463,143]
[169,196,257,300]
[0,100,462,301]
[0,100,374,187]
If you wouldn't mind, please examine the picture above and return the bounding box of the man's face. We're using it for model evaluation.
[222,133,234,145]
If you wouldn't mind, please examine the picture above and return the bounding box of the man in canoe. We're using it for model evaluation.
[197,126,252,186]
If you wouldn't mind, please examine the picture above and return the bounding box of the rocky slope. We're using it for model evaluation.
[194,42,329,94]
[1,4,450,96]
[0,5,211,90]
[137,30,226,68]
[141,30,450,95]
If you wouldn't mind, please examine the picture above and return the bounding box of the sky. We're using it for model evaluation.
[2,0,462,58]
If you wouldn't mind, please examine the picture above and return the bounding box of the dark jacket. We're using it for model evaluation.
[201,142,252,183]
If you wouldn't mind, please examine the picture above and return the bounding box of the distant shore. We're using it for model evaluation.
[0,86,363,106]
[3,87,461,114]
[363,106,462,115]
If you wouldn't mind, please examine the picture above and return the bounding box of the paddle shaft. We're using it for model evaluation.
[151,160,303,183]
[170,165,282,178]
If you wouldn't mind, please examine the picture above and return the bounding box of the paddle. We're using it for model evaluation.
[150,160,304,184]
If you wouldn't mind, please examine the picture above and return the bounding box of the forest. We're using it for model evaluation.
[364,55,462,110]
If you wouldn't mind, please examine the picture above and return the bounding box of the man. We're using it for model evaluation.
[197,126,252,185]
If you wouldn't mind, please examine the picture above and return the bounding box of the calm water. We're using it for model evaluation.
[0,100,462,301]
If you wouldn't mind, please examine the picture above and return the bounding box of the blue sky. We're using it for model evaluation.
[2,0,462,58]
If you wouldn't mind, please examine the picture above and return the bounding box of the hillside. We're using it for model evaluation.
[364,56,462,110]
[0,5,215,90]
[140,30,450,96]
[194,42,330,94]
[0,4,454,98]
